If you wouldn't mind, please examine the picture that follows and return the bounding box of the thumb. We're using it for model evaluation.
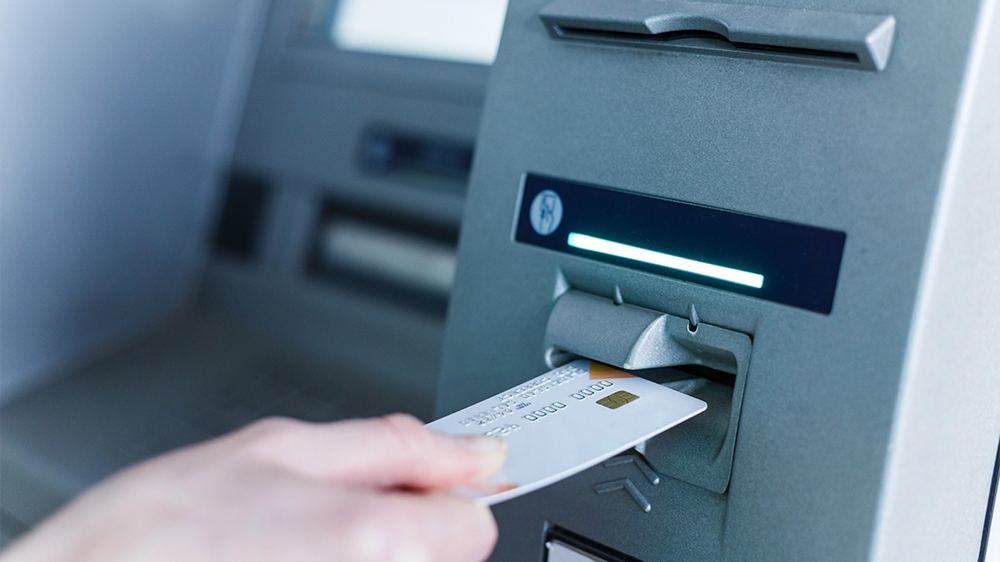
[230,414,507,490]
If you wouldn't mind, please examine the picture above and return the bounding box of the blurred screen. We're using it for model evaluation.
[331,0,509,65]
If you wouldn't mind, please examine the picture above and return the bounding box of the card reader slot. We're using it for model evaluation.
[539,0,895,71]
[641,365,737,464]
[671,363,735,388]
[544,290,749,493]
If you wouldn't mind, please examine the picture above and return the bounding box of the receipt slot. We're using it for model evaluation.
[435,0,1000,560]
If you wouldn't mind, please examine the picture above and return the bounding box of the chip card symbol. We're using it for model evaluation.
[529,190,563,236]
[597,390,640,410]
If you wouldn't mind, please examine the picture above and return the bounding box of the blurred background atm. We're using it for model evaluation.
[1,0,503,540]
[1,0,998,560]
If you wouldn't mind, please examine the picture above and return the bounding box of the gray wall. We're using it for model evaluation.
[0,0,269,402]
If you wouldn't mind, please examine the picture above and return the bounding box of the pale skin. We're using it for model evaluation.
[0,414,507,562]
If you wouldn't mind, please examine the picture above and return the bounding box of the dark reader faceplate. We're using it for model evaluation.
[514,174,846,314]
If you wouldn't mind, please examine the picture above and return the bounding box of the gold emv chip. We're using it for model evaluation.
[597,390,640,410]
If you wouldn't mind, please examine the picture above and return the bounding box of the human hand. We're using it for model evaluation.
[0,414,506,562]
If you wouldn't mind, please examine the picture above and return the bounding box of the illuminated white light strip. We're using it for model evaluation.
[567,232,765,289]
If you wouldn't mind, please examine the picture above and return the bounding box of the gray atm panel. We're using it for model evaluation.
[214,0,493,401]
[437,0,1000,560]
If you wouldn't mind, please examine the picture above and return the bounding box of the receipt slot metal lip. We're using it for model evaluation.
[514,174,847,314]
[538,0,896,71]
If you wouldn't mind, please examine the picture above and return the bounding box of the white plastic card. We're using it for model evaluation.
[427,360,707,505]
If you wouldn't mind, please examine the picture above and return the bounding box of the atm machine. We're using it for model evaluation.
[1,0,997,559]
[434,0,1000,560]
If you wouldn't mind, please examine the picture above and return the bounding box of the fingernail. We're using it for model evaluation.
[457,436,507,479]
[457,435,506,453]
[472,501,495,524]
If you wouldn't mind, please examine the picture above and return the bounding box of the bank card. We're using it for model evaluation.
[427,360,707,505]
